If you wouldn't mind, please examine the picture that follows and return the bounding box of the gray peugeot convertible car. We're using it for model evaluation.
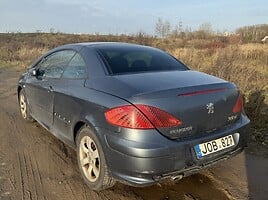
[18,42,250,190]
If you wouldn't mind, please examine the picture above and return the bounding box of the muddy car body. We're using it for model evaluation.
[18,42,250,190]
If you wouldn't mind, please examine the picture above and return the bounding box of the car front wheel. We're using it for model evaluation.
[19,90,33,122]
[76,126,115,191]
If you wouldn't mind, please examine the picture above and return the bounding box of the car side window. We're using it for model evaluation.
[38,50,76,78]
[62,53,87,79]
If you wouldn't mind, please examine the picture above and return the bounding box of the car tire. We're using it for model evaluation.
[19,89,34,122]
[76,126,115,191]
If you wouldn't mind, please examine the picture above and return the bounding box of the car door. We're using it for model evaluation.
[25,50,76,129]
[52,52,88,142]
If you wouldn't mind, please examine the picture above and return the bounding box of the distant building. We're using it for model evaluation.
[261,36,268,43]
[222,31,240,37]
[223,32,233,36]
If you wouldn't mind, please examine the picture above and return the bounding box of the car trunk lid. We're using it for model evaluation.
[129,83,240,140]
[86,70,241,140]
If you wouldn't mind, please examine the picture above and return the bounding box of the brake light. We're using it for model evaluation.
[179,88,226,97]
[232,94,243,113]
[105,104,182,129]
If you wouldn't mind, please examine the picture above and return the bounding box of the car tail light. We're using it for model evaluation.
[232,94,243,113]
[105,104,182,129]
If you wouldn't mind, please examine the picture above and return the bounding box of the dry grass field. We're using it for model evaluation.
[0,32,267,145]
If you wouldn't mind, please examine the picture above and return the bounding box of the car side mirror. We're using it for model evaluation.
[32,69,38,76]
[29,68,38,76]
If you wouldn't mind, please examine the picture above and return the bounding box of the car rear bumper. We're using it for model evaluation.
[98,114,250,186]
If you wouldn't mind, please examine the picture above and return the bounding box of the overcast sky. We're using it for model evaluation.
[0,0,267,34]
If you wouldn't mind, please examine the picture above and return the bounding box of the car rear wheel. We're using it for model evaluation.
[76,126,115,191]
[19,90,33,122]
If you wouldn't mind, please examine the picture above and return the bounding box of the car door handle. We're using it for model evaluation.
[48,86,54,92]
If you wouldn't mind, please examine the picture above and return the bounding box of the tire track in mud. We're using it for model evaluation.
[2,94,82,200]
[22,152,39,200]
[32,156,47,200]
[65,181,76,200]
[17,152,26,200]
[7,108,84,200]
[4,107,47,200]
[14,133,41,200]
[29,154,46,200]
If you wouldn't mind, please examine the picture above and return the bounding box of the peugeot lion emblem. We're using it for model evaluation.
[206,102,214,114]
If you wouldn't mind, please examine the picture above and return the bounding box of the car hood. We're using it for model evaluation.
[85,70,227,99]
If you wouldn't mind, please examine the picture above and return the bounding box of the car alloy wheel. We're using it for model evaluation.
[18,90,33,122]
[79,135,100,182]
[76,126,115,190]
[19,92,27,119]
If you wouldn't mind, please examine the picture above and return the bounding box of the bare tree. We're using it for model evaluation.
[236,24,268,43]
[155,18,171,38]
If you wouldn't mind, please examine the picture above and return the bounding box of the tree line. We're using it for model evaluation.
[155,18,268,43]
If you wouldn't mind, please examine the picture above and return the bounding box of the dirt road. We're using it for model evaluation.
[0,67,267,200]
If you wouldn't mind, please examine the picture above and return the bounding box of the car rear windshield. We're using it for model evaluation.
[96,45,189,75]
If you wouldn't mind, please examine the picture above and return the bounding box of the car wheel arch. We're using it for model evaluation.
[17,86,22,99]
[73,121,86,144]
[73,119,100,148]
